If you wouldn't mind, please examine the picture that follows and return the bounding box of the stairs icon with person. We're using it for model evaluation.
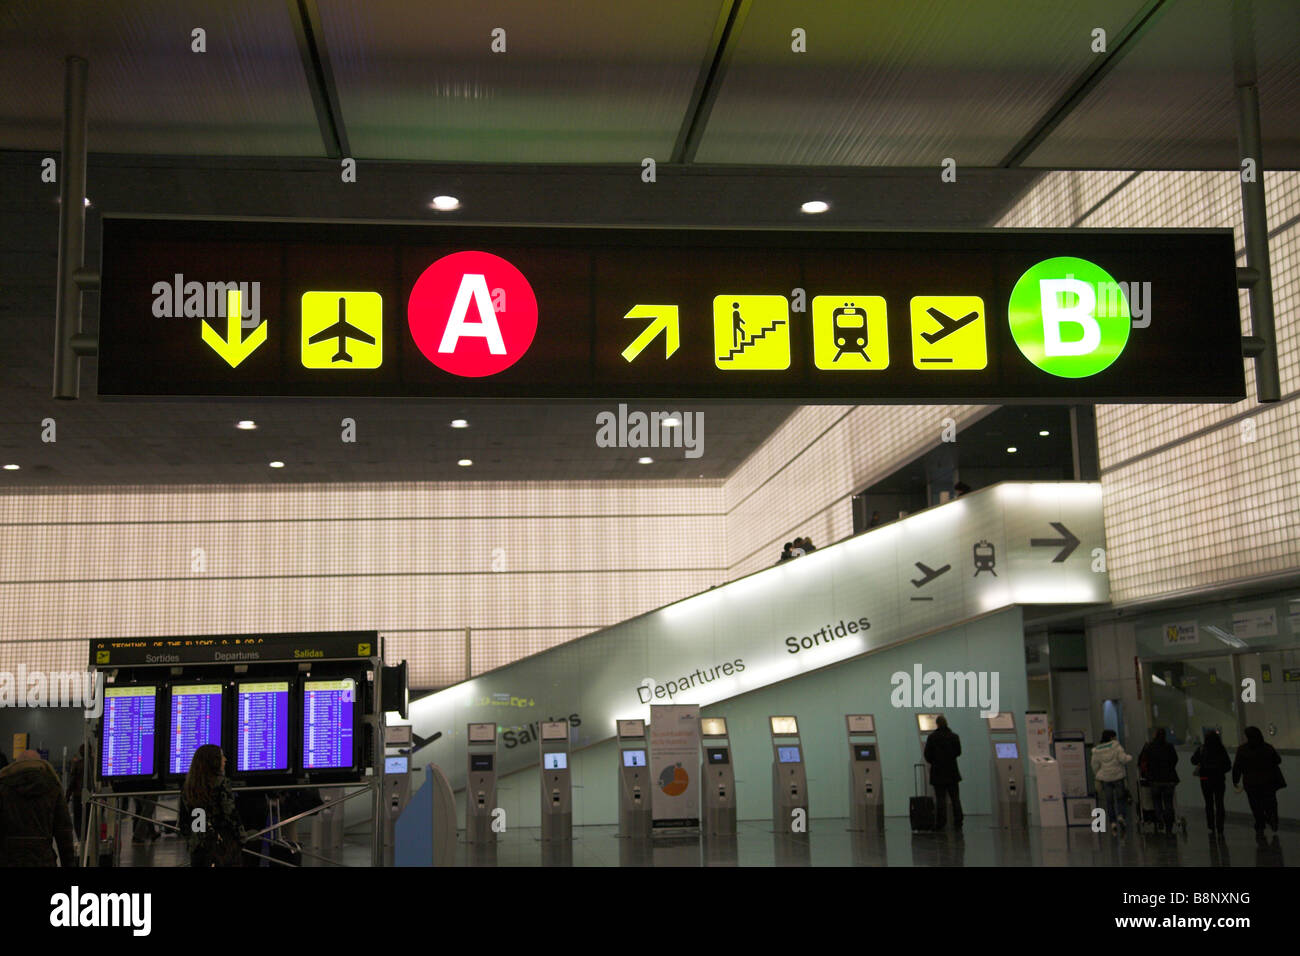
[712,295,791,369]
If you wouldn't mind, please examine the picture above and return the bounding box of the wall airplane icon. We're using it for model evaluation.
[301,292,383,369]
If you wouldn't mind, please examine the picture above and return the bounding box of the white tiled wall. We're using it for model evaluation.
[0,482,726,687]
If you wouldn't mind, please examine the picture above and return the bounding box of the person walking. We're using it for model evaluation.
[1191,730,1231,835]
[923,715,963,830]
[1090,729,1132,834]
[0,750,78,866]
[1139,728,1179,834]
[1232,726,1284,838]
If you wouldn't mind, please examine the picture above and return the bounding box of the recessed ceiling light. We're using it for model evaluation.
[236,420,257,430]
[269,461,285,468]
[801,200,829,215]
[1039,430,1050,437]
[1006,446,1018,454]
[638,457,653,464]
[457,458,473,467]
[430,195,461,211]
[450,419,469,429]
[2,464,18,471]
[662,417,681,428]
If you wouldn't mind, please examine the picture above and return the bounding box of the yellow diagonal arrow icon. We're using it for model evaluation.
[621,304,680,363]
[200,288,267,368]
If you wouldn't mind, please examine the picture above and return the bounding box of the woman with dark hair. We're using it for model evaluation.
[1138,727,1179,834]
[1232,726,1284,837]
[180,744,245,867]
[1191,731,1231,835]
[1090,729,1132,834]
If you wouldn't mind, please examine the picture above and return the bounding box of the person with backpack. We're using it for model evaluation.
[923,715,963,830]
[1139,728,1179,834]
[179,744,246,867]
[1191,730,1231,835]
[1090,729,1132,834]
[1232,726,1284,838]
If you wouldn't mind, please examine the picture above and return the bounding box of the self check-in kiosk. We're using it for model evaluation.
[846,714,884,834]
[986,712,1027,829]
[700,716,736,837]
[616,718,651,839]
[381,724,414,865]
[770,715,808,833]
[466,722,498,844]
[539,719,572,842]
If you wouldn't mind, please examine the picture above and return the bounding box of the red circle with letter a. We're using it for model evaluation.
[407,251,538,377]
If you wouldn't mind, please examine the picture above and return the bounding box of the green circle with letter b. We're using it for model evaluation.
[1007,256,1130,378]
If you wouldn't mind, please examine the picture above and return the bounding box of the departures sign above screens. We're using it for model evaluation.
[97,218,1245,403]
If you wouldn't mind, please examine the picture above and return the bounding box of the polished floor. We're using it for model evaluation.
[112,814,1293,867]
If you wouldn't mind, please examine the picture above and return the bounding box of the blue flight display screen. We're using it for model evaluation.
[101,686,157,777]
[237,681,290,772]
[303,678,356,770]
[168,684,223,775]
[778,746,802,764]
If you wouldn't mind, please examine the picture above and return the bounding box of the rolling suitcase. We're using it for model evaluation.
[266,795,304,867]
[910,763,936,832]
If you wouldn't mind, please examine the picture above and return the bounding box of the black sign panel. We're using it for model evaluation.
[90,631,379,667]
[97,218,1245,402]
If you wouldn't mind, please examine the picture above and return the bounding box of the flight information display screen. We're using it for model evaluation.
[302,678,356,770]
[97,219,1245,403]
[101,686,157,777]
[237,681,290,772]
[168,684,223,776]
[622,749,646,768]
[778,746,802,764]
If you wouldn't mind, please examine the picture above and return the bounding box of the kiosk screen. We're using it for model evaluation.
[302,678,356,770]
[770,716,799,735]
[470,754,494,771]
[700,717,728,737]
[777,746,802,764]
[622,749,646,768]
[236,681,290,772]
[854,744,877,761]
[995,742,1020,759]
[169,684,223,776]
[543,752,568,770]
[385,756,409,774]
[706,747,730,765]
[101,686,158,777]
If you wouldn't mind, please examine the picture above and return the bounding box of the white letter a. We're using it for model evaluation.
[440,274,506,354]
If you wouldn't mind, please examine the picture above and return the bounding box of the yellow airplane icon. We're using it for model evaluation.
[301,292,383,369]
[910,295,987,370]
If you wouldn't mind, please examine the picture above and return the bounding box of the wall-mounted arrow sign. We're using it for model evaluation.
[621,304,679,362]
[1030,522,1080,562]
[200,289,267,368]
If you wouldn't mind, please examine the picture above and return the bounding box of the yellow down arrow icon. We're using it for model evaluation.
[200,288,267,368]
[621,305,679,363]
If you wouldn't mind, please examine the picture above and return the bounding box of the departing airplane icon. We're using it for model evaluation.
[920,307,980,344]
[910,561,952,588]
[308,298,376,362]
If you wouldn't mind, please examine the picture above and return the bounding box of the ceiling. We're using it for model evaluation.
[1,0,1295,167]
[1,0,1296,488]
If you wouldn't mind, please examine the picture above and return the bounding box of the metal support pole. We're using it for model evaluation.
[54,55,89,400]
[464,626,472,681]
[1232,3,1280,403]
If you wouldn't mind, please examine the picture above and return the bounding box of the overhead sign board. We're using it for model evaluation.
[97,218,1245,402]
[90,630,379,667]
